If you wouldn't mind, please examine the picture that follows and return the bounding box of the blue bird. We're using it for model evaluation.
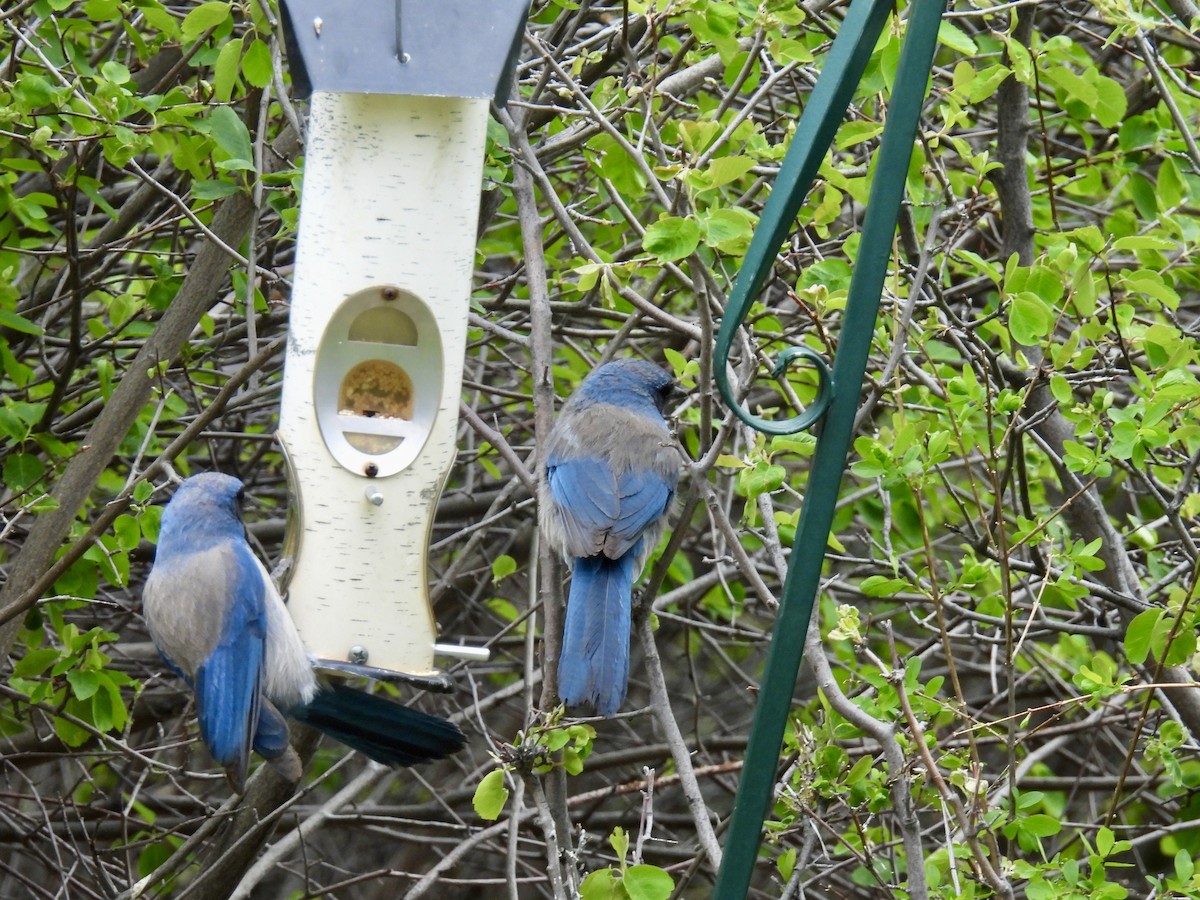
[143,473,465,790]
[540,358,682,716]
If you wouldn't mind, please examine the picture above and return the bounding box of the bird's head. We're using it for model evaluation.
[576,358,680,417]
[158,473,247,546]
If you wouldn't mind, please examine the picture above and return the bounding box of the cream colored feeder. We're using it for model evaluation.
[276,0,526,687]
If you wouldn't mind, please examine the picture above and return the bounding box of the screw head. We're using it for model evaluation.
[381,286,398,301]
[349,645,368,664]
[363,462,379,478]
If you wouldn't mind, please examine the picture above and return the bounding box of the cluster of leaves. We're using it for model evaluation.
[6,603,133,746]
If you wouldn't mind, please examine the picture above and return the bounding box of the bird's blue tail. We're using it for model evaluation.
[292,683,466,766]
[558,551,637,716]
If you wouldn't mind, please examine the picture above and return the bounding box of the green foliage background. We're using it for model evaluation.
[0,0,1198,897]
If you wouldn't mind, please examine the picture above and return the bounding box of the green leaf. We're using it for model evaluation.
[205,106,254,170]
[4,453,46,492]
[100,60,131,85]
[846,753,875,787]
[1006,262,1064,304]
[938,20,977,54]
[1049,374,1073,405]
[700,208,756,254]
[1019,813,1062,837]
[89,686,115,732]
[181,1,231,42]
[738,462,786,498]
[609,825,629,859]
[859,575,910,597]
[138,1,181,38]
[84,0,122,19]
[961,64,1010,103]
[1000,33,1033,83]
[662,346,688,380]
[703,155,755,188]
[579,868,620,900]
[1162,621,1196,668]
[133,480,155,504]
[1157,158,1185,208]
[491,554,517,584]
[836,120,885,149]
[191,179,242,200]
[623,865,675,900]
[1008,292,1053,345]
[0,307,44,335]
[1124,607,1162,665]
[77,176,120,219]
[108,292,138,328]
[113,515,141,551]
[242,38,274,88]
[1112,235,1175,252]
[103,676,131,732]
[769,433,815,457]
[67,670,101,701]
[54,713,92,748]
[642,216,700,263]
[13,648,60,679]
[472,769,509,820]
[138,839,179,879]
[1046,65,1097,111]
[213,37,244,103]
[1176,849,1195,884]
[777,847,797,883]
[705,2,739,37]
[1090,73,1127,129]
[1065,225,1106,254]
[677,120,722,155]
[1122,269,1180,309]
[13,73,56,109]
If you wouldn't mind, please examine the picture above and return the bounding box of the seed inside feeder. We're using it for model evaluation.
[339,359,412,454]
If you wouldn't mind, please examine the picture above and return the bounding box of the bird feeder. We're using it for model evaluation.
[275,0,527,687]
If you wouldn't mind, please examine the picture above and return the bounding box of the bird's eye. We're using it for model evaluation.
[655,382,676,412]
[235,487,246,506]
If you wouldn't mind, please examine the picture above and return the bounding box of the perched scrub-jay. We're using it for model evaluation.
[540,358,681,716]
[143,473,465,790]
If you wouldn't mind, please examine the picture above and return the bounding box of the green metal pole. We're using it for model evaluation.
[712,0,948,894]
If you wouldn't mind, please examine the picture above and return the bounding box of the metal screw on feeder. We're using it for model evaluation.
[275,0,527,687]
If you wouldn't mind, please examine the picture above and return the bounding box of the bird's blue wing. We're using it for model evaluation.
[192,542,267,784]
[546,457,620,553]
[548,458,674,560]
[605,468,673,557]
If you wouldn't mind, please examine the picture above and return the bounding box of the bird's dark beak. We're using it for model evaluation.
[665,382,688,416]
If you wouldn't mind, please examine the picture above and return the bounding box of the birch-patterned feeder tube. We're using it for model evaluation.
[274,0,528,684]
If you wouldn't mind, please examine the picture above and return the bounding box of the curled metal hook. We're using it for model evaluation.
[715,344,833,436]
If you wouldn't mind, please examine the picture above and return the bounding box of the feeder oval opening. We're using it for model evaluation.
[313,285,443,477]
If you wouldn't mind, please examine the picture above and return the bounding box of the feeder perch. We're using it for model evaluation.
[276,0,526,687]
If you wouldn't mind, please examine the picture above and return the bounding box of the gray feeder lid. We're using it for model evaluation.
[279,0,528,104]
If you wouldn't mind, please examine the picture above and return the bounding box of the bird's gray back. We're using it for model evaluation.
[548,403,676,478]
[143,544,237,679]
[542,402,680,562]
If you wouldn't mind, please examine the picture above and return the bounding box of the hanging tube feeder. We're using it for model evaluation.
[275,0,528,688]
